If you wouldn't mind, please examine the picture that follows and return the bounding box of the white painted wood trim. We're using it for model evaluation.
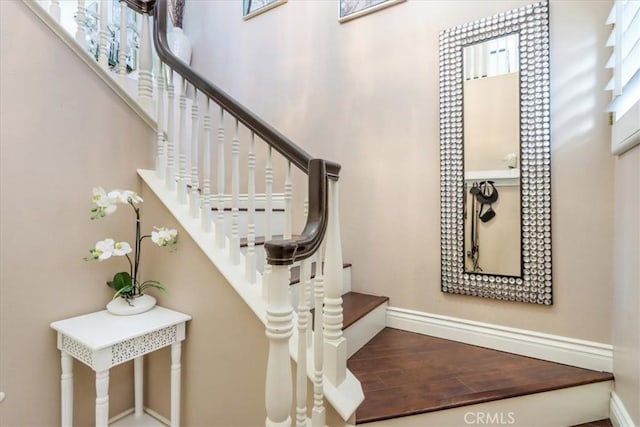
[386,306,613,372]
[21,0,156,130]
[362,381,613,427]
[138,169,362,421]
[217,193,286,210]
[610,392,637,427]
[344,302,387,358]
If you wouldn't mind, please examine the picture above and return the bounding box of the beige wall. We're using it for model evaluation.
[183,0,614,342]
[612,145,640,425]
[0,1,153,425]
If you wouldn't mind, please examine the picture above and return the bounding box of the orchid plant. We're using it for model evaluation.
[86,187,178,301]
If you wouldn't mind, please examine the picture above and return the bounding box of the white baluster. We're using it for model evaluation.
[49,0,60,22]
[216,108,226,249]
[177,77,188,204]
[95,370,109,427]
[323,179,346,386]
[156,64,166,179]
[137,12,153,112]
[284,161,293,240]
[296,258,311,427]
[230,119,240,265]
[118,1,127,76]
[246,132,257,283]
[190,90,200,218]
[98,0,109,68]
[166,69,176,191]
[75,0,86,46]
[263,146,273,302]
[312,248,325,427]
[201,99,212,232]
[265,264,293,427]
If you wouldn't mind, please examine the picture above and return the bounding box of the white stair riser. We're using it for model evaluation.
[217,210,286,239]
[344,303,387,358]
[290,266,352,309]
[361,381,613,427]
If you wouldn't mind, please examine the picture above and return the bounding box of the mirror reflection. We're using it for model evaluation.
[463,34,521,277]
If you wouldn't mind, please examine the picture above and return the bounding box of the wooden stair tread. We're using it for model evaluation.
[342,292,389,330]
[240,235,300,247]
[310,292,388,331]
[348,328,614,424]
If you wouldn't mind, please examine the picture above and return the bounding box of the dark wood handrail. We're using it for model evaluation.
[125,0,340,265]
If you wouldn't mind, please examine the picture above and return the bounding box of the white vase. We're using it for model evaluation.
[168,27,192,65]
[106,294,157,316]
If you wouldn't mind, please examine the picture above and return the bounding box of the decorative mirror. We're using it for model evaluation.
[439,1,552,305]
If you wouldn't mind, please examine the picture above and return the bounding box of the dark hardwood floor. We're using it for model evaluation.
[573,420,613,427]
[348,328,613,424]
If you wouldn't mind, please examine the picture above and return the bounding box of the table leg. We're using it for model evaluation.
[95,369,109,427]
[60,351,73,427]
[171,342,182,427]
[134,356,144,417]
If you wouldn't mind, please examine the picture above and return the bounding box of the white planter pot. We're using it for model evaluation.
[106,294,157,316]
[168,27,192,65]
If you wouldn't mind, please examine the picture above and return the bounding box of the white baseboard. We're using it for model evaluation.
[611,392,637,427]
[386,306,613,372]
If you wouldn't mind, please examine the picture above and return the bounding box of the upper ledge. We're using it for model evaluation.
[22,0,157,130]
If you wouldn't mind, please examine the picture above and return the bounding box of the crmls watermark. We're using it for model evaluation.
[464,411,516,425]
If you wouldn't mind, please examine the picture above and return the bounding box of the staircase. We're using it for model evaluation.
[24,1,616,426]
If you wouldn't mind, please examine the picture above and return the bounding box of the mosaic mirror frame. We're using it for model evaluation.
[439,1,552,305]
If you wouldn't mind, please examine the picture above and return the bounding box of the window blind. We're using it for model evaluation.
[605,0,640,154]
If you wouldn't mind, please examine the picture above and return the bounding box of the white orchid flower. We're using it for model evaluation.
[108,189,143,205]
[151,227,178,247]
[113,241,132,256]
[91,187,117,218]
[90,238,115,260]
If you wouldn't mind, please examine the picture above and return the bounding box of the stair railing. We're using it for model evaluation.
[31,0,350,424]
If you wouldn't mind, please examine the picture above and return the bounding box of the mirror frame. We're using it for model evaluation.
[439,1,552,305]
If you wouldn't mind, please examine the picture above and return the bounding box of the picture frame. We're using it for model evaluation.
[243,0,287,20]
[339,0,405,23]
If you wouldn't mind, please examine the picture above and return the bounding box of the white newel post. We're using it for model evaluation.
[201,99,212,232]
[189,91,200,218]
[262,146,274,302]
[246,133,257,283]
[296,258,311,427]
[75,0,86,46]
[177,78,188,204]
[312,248,326,427]
[230,119,240,264]
[60,352,73,427]
[118,1,127,76]
[265,264,293,427]
[137,12,153,113]
[95,370,109,427]
[156,64,166,179]
[323,179,347,386]
[166,69,176,191]
[216,108,226,249]
[98,0,109,68]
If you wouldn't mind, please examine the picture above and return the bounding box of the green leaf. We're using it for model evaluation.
[107,271,132,292]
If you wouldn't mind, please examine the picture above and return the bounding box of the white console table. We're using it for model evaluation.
[50,306,191,427]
